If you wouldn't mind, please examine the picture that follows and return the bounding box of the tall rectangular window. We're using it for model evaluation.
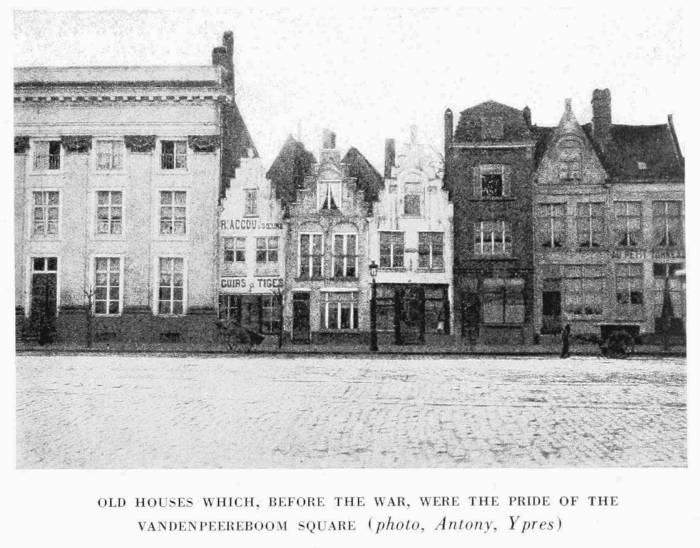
[318,181,341,210]
[224,237,246,263]
[160,140,187,170]
[614,201,642,247]
[94,257,121,315]
[299,233,323,278]
[479,165,504,197]
[256,237,278,263]
[261,295,281,334]
[333,234,358,278]
[616,263,644,317]
[403,183,422,215]
[576,202,604,248]
[537,203,566,248]
[158,258,184,315]
[32,191,59,237]
[321,291,359,330]
[418,232,444,269]
[34,140,61,170]
[244,189,258,216]
[379,232,404,268]
[562,265,605,316]
[652,201,683,248]
[96,140,124,170]
[96,191,123,235]
[159,191,186,235]
[558,139,582,180]
[473,221,511,256]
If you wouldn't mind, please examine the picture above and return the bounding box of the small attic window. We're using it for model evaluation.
[637,161,647,170]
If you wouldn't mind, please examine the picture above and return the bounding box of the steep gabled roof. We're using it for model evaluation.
[342,147,384,214]
[581,123,684,180]
[266,136,316,209]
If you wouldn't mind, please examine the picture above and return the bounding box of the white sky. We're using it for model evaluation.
[13,4,685,172]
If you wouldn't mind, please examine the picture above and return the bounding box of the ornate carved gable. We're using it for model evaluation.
[536,99,606,185]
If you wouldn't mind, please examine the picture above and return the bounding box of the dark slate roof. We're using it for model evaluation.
[581,123,684,180]
[266,136,316,210]
[531,125,555,166]
[341,147,384,213]
[220,102,259,200]
[454,100,533,142]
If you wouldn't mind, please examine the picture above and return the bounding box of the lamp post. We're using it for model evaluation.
[369,260,378,352]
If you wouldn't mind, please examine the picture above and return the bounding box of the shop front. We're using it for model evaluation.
[376,283,450,344]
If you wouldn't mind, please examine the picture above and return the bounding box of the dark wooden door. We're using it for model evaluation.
[397,287,424,344]
[30,272,57,344]
[292,292,310,343]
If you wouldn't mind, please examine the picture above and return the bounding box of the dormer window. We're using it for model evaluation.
[318,181,341,210]
[637,161,647,171]
[558,138,582,181]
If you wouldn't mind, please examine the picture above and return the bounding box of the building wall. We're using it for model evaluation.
[283,147,372,343]
[15,98,221,343]
[369,130,454,340]
[448,145,536,343]
[218,156,286,336]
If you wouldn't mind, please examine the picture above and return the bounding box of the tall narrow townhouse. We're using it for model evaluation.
[272,131,383,344]
[444,102,536,345]
[368,126,454,345]
[14,31,256,344]
[218,154,286,340]
[532,91,685,342]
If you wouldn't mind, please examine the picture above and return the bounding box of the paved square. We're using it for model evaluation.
[16,354,686,468]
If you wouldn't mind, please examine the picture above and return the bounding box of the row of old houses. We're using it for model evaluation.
[14,32,685,347]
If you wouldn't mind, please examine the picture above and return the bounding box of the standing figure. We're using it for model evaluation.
[560,324,571,358]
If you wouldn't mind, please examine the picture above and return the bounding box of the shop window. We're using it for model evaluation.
[224,237,246,263]
[562,264,605,316]
[158,258,184,315]
[376,285,395,332]
[299,233,323,278]
[160,140,187,170]
[653,263,685,332]
[32,191,60,237]
[321,291,359,330]
[424,286,449,334]
[96,191,123,235]
[159,191,187,235]
[261,295,281,334]
[418,232,444,270]
[652,201,683,248]
[256,237,278,263]
[379,232,404,268]
[244,189,258,216]
[96,140,124,171]
[473,221,511,256]
[536,203,566,248]
[576,202,604,248]
[614,201,642,247]
[616,263,644,317]
[34,140,61,170]
[333,234,358,278]
[219,295,241,321]
[481,278,525,324]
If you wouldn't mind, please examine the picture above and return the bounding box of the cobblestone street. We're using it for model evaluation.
[16,354,686,468]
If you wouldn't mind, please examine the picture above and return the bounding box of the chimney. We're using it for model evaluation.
[523,106,532,127]
[212,47,227,68]
[384,138,395,179]
[222,31,235,95]
[322,129,336,149]
[591,88,611,149]
[444,108,453,149]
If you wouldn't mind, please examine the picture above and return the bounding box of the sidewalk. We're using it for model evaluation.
[15,339,686,357]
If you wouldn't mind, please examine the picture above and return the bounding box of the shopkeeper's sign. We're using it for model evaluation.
[220,219,284,231]
[220,277,284,291]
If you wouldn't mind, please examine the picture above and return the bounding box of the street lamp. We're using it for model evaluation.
[369,260,378,352]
